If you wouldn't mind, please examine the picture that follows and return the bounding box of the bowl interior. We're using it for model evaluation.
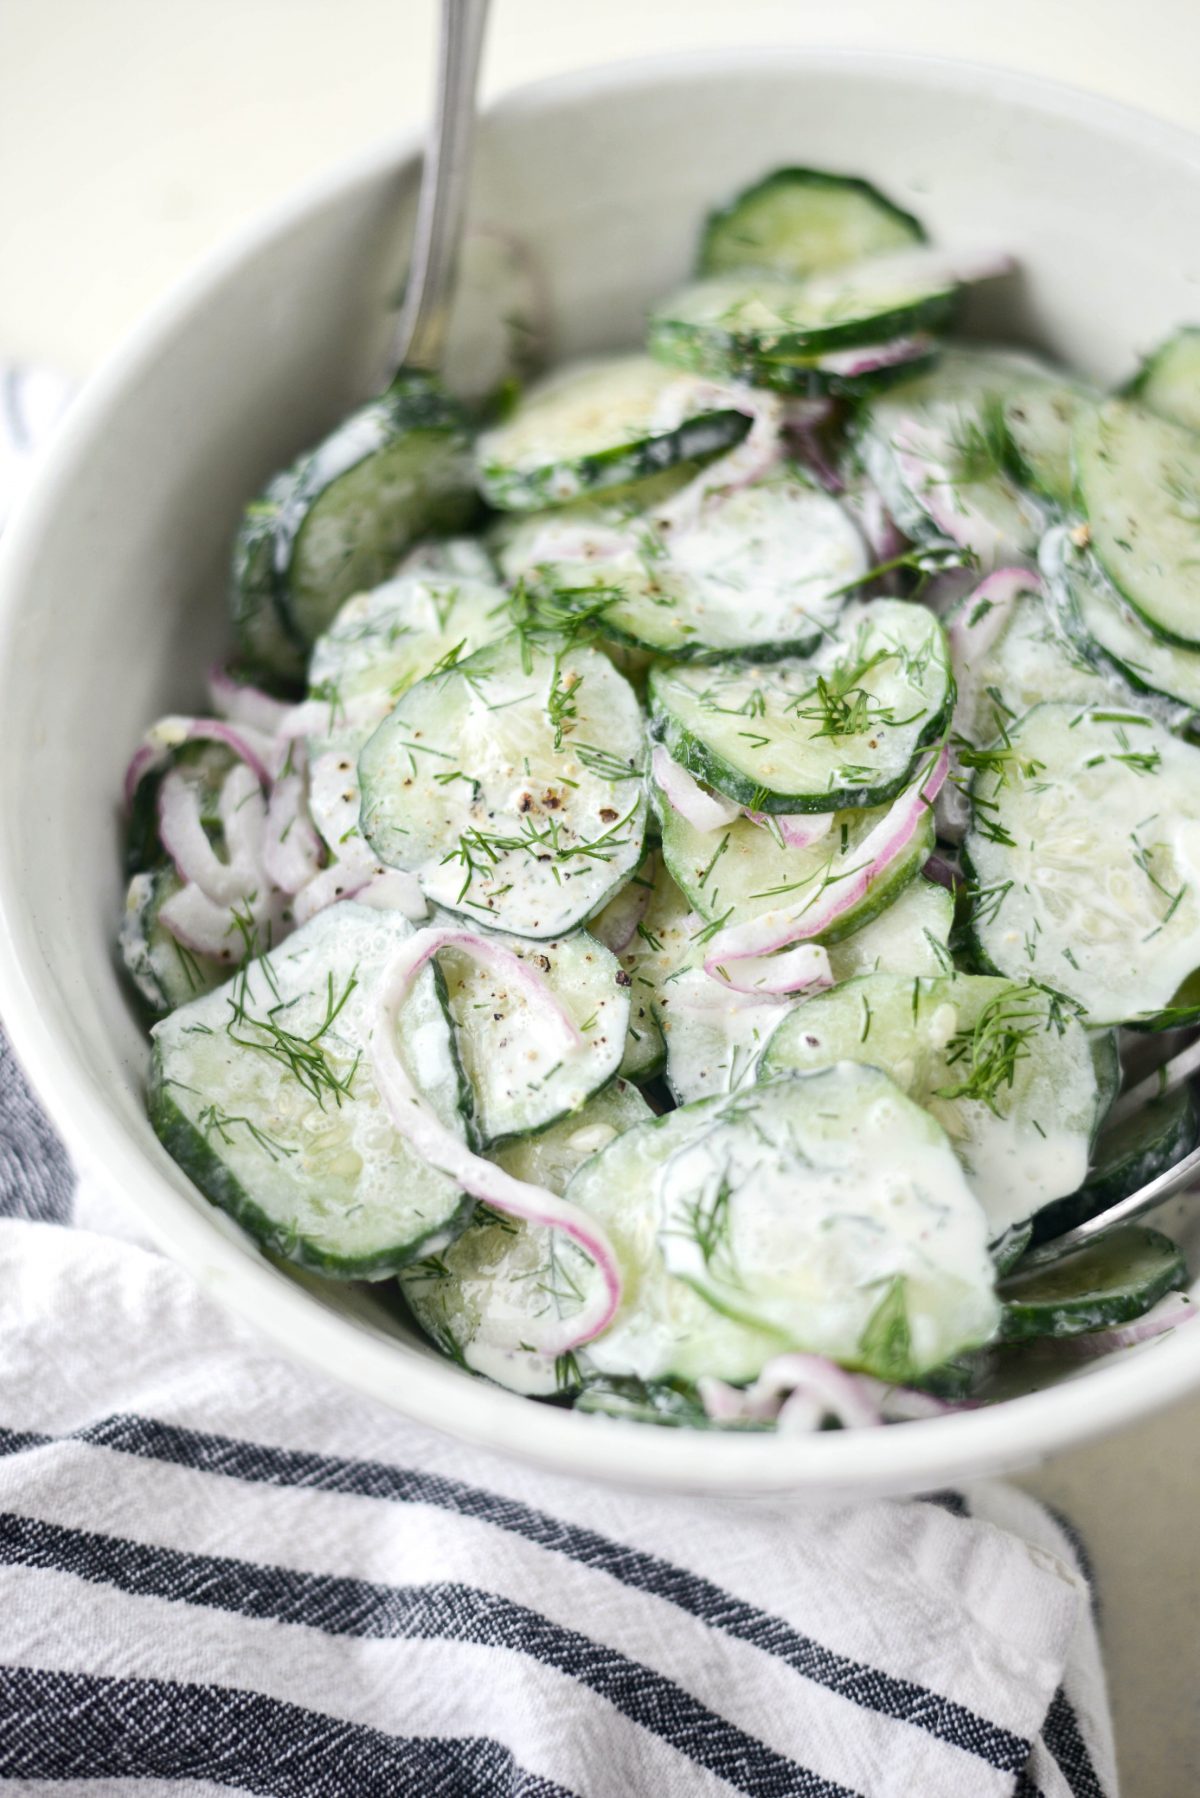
[4,51,1200,1497]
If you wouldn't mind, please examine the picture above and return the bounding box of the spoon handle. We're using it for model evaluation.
[391,0,491,374]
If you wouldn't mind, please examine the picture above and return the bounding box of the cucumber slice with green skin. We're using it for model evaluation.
[744,338,940,399]
[120,869,227,1015]
[231,374,478,672]
[1031,1083,1200,1244]
[997,1225,1188,1342]
[491,463,701,578]
[150,905,474,1279]
[648,250,964,375]
[963,702,1200,1026]
[574,1376,733,1428]
[1041,523,1200,716]
[760,972,1108,1236]
[358,632,649,939]
[577,1064,998,1380]
[1124,326,1200,435]
[658,968,792,1105]
[825,876,955,979]
[1075,400,1200,650]
[649,598,953,813]
[699,167,926,280]
[513,463,866,662]
[948,566,1120,754]
[656,793,932,933]
[474,355,751,511]
[991,1222,1033,1276]
[400,1080,653,1397]
[231,499,309,686]
[562,1094,790,1384]
[435,925,630,1146]
[308,564,507,716]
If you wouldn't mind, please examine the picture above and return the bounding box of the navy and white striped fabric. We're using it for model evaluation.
[0,372,1117,1794]
[0,1044,1116,1797]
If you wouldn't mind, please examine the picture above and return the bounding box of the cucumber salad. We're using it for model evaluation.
[121,165,1200,1434]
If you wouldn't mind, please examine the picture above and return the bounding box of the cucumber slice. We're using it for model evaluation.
[1075,400,1200,649]
[860,343,1092,504]
[997,1225,1187,1341]
[120,869,227,1015]
[745,337,940,399]
[231,374,478,670]
[963,702,1200,1026]
[574,1376,725,1428]
[308,563,508,714]
[435,925,630,1145]
[649,598,952,812]
[826,876,955,979]
[512,463,867,661]
[649,249,963,377]
[491,464,701,578]
[949,566,1119,752]
[572,1065,998,1380]
[760,972,1107,1236]
[564,1095,789,1384]
[230,497,309,686]
[474,356,751,510]
[1031,1083,1200,1243]
[699,167,925,280]
[150,905,474,1278]
[658,968,789,1105]
[1125,326,1200,435]
[614,852,694,1082]
[1041,523,1200,715]
[400,1080,653,1397]
[358,633,649,939]
[656,794,932,932]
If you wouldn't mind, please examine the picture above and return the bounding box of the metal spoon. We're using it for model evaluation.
[392,0,491,375]
[1021,1032,1200,1267]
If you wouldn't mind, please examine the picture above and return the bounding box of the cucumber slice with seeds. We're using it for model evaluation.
[475,355,751,510]
[120,869,227,1016]
[964,702,1200,1026]
[359,632,648,938]
[231,375,478,673]
[699,167,925,280]
[400,1079,653,1397]
[614,852,694,1082]
[150,905,473,1278]
[1041,523,1200,715]
[649,249,963,379]
[760,972,1108,1236]
[435,925,630,1145]
[1124,326,1200,435]
[577,1064,998,1379]
[649,598,952,812]
[1075,400,1200,650]
[514,463,866,661]
[308,563,508,715]
[997,1225,1187,1341]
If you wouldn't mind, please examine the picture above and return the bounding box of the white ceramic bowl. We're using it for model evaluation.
[4,51,1200,1501]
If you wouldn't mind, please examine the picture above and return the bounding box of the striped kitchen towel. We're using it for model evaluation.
[0,1070,1115,1797]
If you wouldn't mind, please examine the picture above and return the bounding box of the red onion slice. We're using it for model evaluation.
[371,928,621,1352]
[743,809,833,850]
[704,743,949,987]
[263,770,324,897]
[157,880,278,962]
[208,664,294,736]
[124,715,274,810]
[815,335,935,379]
[947,567,1042,666]
[651,746,740,832]
[158,766,264,907]
[700,1354,883,1431]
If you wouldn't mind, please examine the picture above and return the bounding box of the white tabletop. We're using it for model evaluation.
[3,3,1199,1788]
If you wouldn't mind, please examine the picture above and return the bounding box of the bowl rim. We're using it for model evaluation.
[3,45,1200,1496]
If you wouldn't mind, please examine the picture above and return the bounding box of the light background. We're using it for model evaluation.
[2,2,1199,1789]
